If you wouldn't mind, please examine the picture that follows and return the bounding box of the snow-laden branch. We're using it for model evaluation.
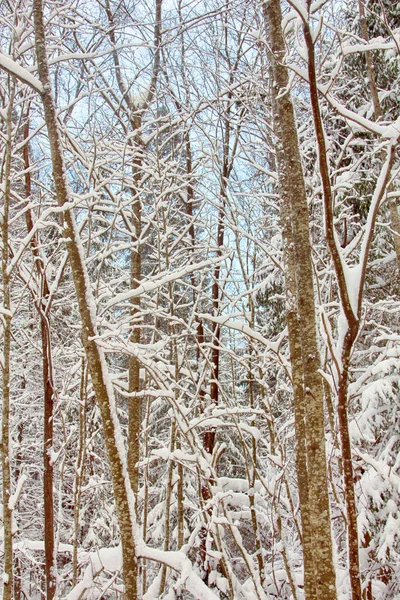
[287,62,400,139]
[6,201,84,277]
[197,312,286,355]
[342,38,400,56]
[64,544,220,600]
[47,42,150,66]
[105,254,231,310]
[8,474,27,511]
[0,52,44,93]
[355,144,399,315]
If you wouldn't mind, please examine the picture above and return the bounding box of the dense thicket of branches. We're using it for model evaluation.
[0,0,399,598]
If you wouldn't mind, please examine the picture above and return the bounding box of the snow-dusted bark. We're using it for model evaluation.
[0,70,15,600]
[300,2,399,597]
[32,0,139,595]
[263,1,337,598]
[22,118,56,599]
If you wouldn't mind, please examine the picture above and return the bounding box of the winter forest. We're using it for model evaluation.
[1,0,400,598]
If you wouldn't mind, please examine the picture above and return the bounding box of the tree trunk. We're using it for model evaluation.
[33,1,138,596]
[263,2,337,598]
[281,200,317,600]
[1,73,15,600]
[23,119,56,599]
[73,358,87,586]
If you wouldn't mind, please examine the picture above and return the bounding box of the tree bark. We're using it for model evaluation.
[281,200,317,600]
[23,119,56,600]
[301,11,362,598]
[263,2,337,598]
[1,73,15,600]
[72,358,87,586]
[33,1,138,596]
[302,2,395,597]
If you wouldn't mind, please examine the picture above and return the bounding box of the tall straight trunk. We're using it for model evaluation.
[280,197,317,600]
[301,2,397,596]
[159,421,176,594]
[104,0,142,502]
[113,3,161,584]
[259,92,316,597]
[1,74,15,600]
[33,1,138,596]
[73,358,87,586]
[303,11,361,593]
[301,4,397,598]
[246,326,266,586]
[14,421,23,600]
[207,89,236,454]
[23,119,56,599]
[140,397,151,596]
[128,135,142,503]
[41,313,55,598]
[206,159,228,456]
[104,0,162,522]
[263,2,337,598]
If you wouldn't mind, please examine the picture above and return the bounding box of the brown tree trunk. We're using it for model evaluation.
[104,3,163,540]
[301,2,397,596]
[42,315,56,599]
[33,1,138,596]
[281,201,317,600]
[338,339,362,600]
[263,2,337,598]
[1,74,15,600]
[206,164,228,456]
[73,358,87,586]
[302,10,362,594]
[23,119,56,600]
[128,148,142,504]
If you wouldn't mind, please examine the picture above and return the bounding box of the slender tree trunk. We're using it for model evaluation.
[159,421,176,594]
[206,173,228,456]
[301,2,396,596]
[73,358,87,586]
[176,431,184,548]
[23,119,56,599]
[247,338,266,586]
[33,2,138,596]
[14,420,24,600]
[263,2,337,598]
[264,92,316,598]
[128,143,142,504]
[1,74,15,600]
[42,313,56,599]
[338,338,362,600]
[104,5,163,546]
[207,88,237,455]
[141,397,151,597]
